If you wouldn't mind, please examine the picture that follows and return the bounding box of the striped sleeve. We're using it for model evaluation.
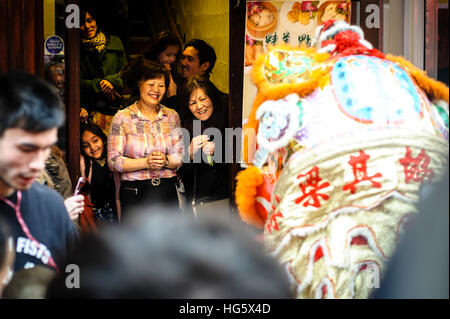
[168,111,184,170]
[107,110,127,172]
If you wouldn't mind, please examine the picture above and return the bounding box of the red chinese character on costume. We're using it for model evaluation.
[399,147,434,183]
[343,150,382,194]
[266,196,284,234]
[295,166,330,208]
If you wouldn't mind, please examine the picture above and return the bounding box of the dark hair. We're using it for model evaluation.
[80,121,108,181]
[145,30,182,63]
[184,39,217,76]
[46,210,292,298]
[44,56,65,83]
[80,1,102,30]
[121,56,170,97]
[0,71,64,137]
[80,121,107,158]
[180,76,227,136]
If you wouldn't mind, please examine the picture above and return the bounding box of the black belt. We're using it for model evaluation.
[121,177,177,188]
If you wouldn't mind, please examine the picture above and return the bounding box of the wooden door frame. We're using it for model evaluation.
[424,0,438,79]
[0,0,80,187]
[0,0,44,76]
[229,0,246,213]
[352,0,384,51]
[64,0,81,186]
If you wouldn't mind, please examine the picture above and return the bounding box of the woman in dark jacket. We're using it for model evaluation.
[179,76,229,213]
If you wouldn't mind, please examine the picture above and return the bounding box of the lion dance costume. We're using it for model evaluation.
[236,20,449,298]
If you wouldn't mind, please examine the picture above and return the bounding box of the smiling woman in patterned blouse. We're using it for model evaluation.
[108,57,184,220]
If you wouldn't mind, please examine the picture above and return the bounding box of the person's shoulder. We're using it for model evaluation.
[162,105,180,119]
[107,35,125,51]
[27,182,64,203]
[25,183,67,216]
[162,105,178,115]
[110,105,137,133]
[24,183,76,238]
[114,104,135,119]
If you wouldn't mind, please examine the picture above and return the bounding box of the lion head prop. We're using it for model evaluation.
[236,20,449,299]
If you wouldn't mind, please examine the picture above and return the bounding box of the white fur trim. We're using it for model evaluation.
[395,213,414,242]
[317,21,366,49]
[315,25,325,42]
[297,238,332,296]
[318,44,336,54]
[346,225,389,261]
[256,94,301,152]
[283,261,301,290]
[314,277,336,299]
[255,196,272,216]
[348,261,380,299]
[317,20,347,45]
[359,39,373,50]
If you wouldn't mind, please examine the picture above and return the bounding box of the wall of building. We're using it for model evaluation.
[383,0,405,57]
[171,0,230,94]
[44,0,55,40]
[383,0,424,69]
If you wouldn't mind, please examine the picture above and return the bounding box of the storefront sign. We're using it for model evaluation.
[45,35,65,55]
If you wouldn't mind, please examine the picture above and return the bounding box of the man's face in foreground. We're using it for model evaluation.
[0,127,57,197]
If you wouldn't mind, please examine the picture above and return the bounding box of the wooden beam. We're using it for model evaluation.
[359,0,384,51]
[65,0,81,187]
[425,0,439,79]
[0,0,43,75]
[9,0,24,70]
[351,0,360,25]
[35,0,44,78]
[23,0,36,74]
[229,0,246,213]
[0,0,9,73]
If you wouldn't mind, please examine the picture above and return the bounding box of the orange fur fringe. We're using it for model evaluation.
[386,54,449,103]
[243,45,331,164]
[235,166,265,228]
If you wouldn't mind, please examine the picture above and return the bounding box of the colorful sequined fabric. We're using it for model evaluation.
[264,50,315,84]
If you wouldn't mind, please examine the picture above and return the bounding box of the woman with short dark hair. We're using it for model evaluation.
[108,57,184,219]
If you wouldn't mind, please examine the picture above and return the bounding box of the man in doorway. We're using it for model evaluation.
[45,56,66,151]
[179,39,229,124]
[181,39,217,80]
[45,56,65,100]
[0,71,78,286]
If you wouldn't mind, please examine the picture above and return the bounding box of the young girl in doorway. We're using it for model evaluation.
[80,121,118,224]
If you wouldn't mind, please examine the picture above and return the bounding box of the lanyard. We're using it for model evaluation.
[0,191,59,271]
